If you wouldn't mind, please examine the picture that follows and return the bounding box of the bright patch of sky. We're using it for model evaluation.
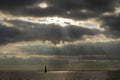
[0,12,105,31]
[38,2,49,9]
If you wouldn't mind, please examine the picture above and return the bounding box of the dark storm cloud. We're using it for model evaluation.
[64,10,100,20]
[0,24,20,44]
[0,0,38,10]
[48,0,115,15]
[102,15,120,31]
[9,20,100,44]
[0,19,101,45]
[101,15,120,38]
[20,41,120,60]
[22,6,65,17]
[24,0,115,19]
[0,0,117,19]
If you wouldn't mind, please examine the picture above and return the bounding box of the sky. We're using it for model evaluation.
[0,0,120,70]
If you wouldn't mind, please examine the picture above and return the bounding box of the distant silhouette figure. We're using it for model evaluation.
[44,66,47,73]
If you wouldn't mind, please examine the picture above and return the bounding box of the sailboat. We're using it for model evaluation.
[44,66,47,72]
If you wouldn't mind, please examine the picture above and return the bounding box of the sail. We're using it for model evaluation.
[44,66,47,72]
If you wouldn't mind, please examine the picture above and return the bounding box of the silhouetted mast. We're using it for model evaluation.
[44,66,47,72]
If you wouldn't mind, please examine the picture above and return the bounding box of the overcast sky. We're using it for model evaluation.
[0,0,120,70]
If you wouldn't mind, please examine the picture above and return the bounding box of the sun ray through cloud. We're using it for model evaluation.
[0,0,120,71]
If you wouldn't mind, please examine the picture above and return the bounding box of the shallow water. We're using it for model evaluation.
[0,70,120,80]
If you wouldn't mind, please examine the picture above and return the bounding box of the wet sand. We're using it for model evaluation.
[0,70,120,80]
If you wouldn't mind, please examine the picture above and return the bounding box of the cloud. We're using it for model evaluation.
[102,15,120,31]
[0,24,20,44]
[101,15,120,38]
[20,41,120,58]
[11,20,101,43]
[52,0,114,10]
[25,0,115,18]
[0,0,38,10]
[1,34,119,60]
[0,0,117,20]
[0,18,102,45]
[0,35,120,69]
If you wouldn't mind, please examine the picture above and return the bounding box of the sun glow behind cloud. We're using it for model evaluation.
[38,2,49,9]
[0,12,105,31]
[18,17,105,31]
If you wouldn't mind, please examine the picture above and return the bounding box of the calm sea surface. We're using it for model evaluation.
[0,70,120,80]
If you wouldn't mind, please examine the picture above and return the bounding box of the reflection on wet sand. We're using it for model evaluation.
[0,70,119,80]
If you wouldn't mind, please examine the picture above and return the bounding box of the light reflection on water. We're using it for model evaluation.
[0,70,120,80]
[46,71,73,73]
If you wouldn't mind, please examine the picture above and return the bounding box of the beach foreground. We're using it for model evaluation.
[0,70,120,80]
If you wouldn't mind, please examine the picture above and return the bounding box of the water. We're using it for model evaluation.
[0,70,120,80]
